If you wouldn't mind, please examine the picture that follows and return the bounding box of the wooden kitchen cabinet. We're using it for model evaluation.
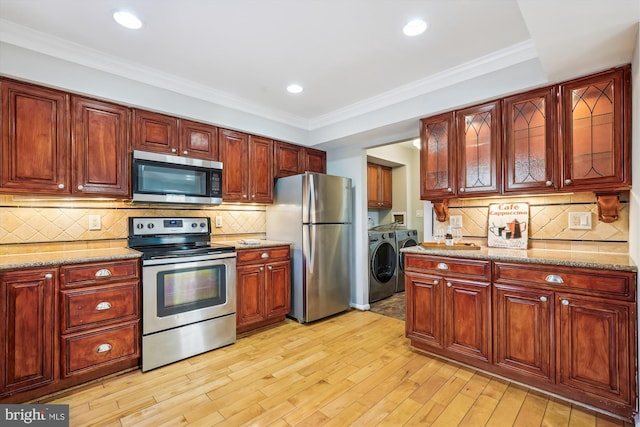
[559,66,631,191]
[456,101,501,196]
[419,112,456,199]
[405,254,492,366]
[59,260,140,378]
[0,79,70,194]
[220,129,273,203]
[72,96,131,196]
[273,141,326,178]
[180,119,219,160]
[503,86,557,193]
[236,246,291,334]
[367,163,392,209]
[0,268,57,397]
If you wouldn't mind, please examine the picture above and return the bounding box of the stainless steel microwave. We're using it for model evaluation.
[132,150,223,204]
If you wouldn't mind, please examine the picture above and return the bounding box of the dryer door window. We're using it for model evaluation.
[399,239,418,274]
[372,242,397,283]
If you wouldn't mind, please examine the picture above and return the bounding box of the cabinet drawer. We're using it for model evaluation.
[494,262,635,299]
[405,255,491,280]
[61,282,139,332]
[61,260,139,288]
[62,321,139,377]
[237,246,290,264]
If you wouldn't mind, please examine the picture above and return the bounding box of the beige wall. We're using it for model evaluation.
[0,195,266,254]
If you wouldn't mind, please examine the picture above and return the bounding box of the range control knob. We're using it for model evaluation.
[191,223,198,228]
[136,223,144,230]
[147,223,154,229]
[200,222,206,228]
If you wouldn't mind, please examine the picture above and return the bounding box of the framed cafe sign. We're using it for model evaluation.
[487,202,529,249]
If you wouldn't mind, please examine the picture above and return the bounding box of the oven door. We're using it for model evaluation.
[142,253,236,335]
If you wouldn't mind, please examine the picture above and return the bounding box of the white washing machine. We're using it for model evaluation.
[395,229,418,292]
[368,231,397,303]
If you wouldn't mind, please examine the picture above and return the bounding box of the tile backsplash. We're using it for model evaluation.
[0,195,266,254]
[444,191,629,253]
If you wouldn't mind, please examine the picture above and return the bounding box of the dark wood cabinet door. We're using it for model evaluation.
[219,129,249,202]
[132,109,179,154]
[444,279,491,363]
[274,141,304,178]
[420,112,456,199]
[367,163,392,209]
[248,135,273,203]
[405,272,443,348]
[72,97,130,196]
[265,260,290,319]
[180,119,218,160]
[557,293,633,406]
[367,163,380,208]
[1,269,56,396]
[379,165,392,208]
[0,80,69,193]
[456,101,501,196]
[304,147,326,174]
[236,265,266,329]
[503,87,557,193]
[559,66,630,191]
[494,285,554,383]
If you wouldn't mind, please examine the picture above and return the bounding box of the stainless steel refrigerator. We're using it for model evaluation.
[266,172,352,323]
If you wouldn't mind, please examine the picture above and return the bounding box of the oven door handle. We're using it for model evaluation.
[142,252,236,266]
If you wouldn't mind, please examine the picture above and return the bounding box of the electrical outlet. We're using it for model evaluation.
[568,212,592,230]
[450,215,463,228]
[215,216,223,228]
[88,215,101,230]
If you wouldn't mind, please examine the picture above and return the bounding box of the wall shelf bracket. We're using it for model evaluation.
[432,199,449,222]
[595,192,620,223]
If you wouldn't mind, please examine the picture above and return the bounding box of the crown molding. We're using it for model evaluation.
[308,39,538,130]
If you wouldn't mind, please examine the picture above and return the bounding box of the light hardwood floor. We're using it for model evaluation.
[47,310,632,426]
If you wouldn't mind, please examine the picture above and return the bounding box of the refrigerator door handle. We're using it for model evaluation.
[307,224,315,271]
[307,173,315,224]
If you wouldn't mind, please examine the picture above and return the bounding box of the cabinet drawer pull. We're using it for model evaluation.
[545,274,564,284]
[95,301,112,311]
[44,273,53,279]
[261,253,269,259]
[259,267,264,271]
[171,148,177,153]
[58,183,65,189]
[447,187,452,192]
[446,282,452,287]
[433,279,439,285]
[437,262,449,270]
[561,299,570,306]
[564,179,572,185]
[95,269,112,278]
[545,180,553,187]
[268,266,272,270]
[539,296,547,302]
[96,343,112,353]
[183,150,188,155]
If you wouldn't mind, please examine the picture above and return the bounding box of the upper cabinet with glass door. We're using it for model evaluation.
[456,101,501,197]
[559,66,630,191]
[503,87,557,193]
[419,112,456,199]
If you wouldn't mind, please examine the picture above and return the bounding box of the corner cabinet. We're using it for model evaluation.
[559,66,631,191]
[236,246,291,334]
[367,163,392,209]
[0,268,57,398]
[220,129,273,203]
[419,112,456,199]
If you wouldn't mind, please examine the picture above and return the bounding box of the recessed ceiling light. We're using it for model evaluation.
[403,19,427,36]
[113,11,142,30]
[287,84,303,94]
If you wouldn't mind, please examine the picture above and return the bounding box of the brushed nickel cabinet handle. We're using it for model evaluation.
[446,282,452,287]
[95,269,112,278]
[437,263,449,270]
[96,302,112,311]
[58,183,65,189]
[545,274,563,284]
[171,148,177,153]
[261,253,269,259]
[561,299,570,306]
[96,343,112,353]
[268,266,273,270]
[433,279,439,285]
[77,185,84,191]
[459,188,465,193]
[540,296,548,302]
[545,181,553,187]
[564,179,572,185]
[183,150,188,155]
[44,273,53,279]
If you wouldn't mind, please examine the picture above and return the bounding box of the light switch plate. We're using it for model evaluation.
[215,216,223,228]
[88,215,101,230]
[568,212,592,230]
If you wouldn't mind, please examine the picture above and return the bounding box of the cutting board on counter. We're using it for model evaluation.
[420,242,481,250]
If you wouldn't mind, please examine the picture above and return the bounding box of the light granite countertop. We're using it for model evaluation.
[0,247,141,271]
[401,245,637,272]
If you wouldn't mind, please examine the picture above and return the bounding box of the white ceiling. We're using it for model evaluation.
[0,0,639,148]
